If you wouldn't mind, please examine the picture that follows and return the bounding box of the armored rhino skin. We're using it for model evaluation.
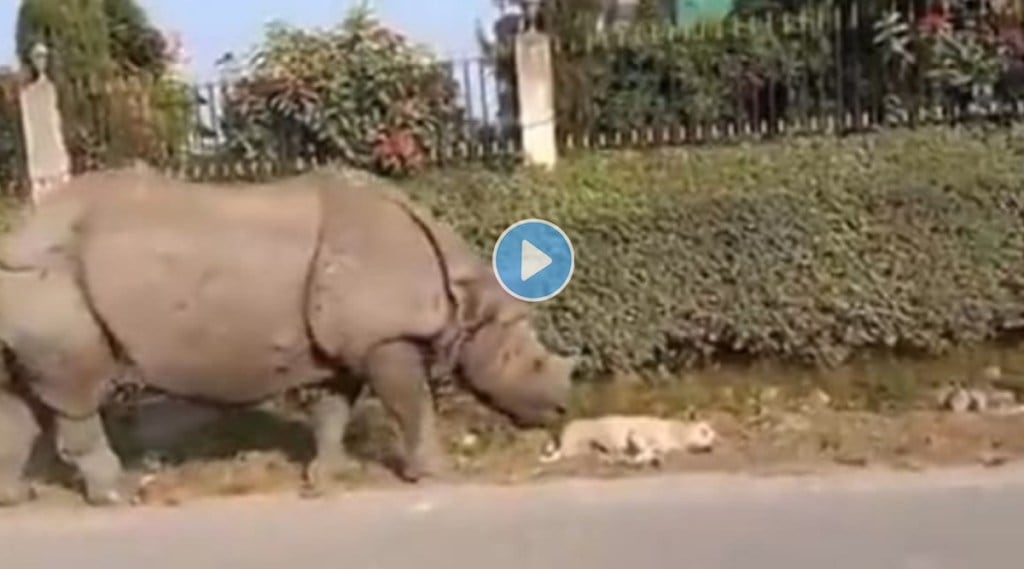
[0,164,574,506]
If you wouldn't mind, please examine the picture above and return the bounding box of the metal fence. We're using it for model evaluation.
[6,2,1024,188]
[44,55,520,182]
[550,1,1024,151]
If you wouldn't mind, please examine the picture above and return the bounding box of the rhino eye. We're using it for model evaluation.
[532,358,545,372]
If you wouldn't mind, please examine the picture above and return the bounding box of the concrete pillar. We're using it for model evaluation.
[18,43,71,207]
[514,30,558,169]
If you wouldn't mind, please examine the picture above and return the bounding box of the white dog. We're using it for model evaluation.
[540,415,717,466]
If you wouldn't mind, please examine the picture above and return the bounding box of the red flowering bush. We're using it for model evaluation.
[218,5,464,177]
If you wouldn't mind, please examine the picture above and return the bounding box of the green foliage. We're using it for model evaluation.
[15,0,188,173]
[16,0,113,77]
[556,17,835,134]
[16,0,170,77]
[56,73,198,172]
[480,1,839,138]
[483,0,1024,143]
[872,6,1009,121]
[0,73,24,195]
[634,0,672,23]
[102,0,169,76]
[217,5,465,177]
[401,126,1024,376]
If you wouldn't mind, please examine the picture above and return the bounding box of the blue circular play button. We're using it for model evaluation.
[492,219,575,303]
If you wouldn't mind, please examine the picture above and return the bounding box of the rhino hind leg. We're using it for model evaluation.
[364,341,446,482]
[0,389,41,507]
[301,385,363,496]
[0,268,129,506]
[54,413,129,506]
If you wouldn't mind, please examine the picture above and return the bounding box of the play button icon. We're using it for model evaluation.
[520,240,552,281]
[492,219,574,302]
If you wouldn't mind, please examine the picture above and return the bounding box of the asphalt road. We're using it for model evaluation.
[2,465,1024,569]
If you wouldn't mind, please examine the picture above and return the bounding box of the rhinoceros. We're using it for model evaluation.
[0,164,574,506]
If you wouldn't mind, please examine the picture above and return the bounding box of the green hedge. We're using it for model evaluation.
[401,126,1024,376]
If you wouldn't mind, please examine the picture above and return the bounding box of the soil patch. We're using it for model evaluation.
[17,372,1024,510]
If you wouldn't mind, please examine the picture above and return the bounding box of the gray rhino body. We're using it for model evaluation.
[0,165,573,506]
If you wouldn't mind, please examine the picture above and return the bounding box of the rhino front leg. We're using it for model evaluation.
[54,413,128,506]
[0,389,40,507]
[302,387,361,495]
[365,340,446,482]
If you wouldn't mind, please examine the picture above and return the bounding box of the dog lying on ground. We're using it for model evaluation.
[539,415,717,466]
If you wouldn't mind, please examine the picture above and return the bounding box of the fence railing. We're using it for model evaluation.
[549,1,1024,151]
[41,54,521,184]
[6,1,1024,198]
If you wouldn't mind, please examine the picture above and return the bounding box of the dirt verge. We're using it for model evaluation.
[16,348,1024,510]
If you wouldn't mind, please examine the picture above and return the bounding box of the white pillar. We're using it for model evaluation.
[514,30,557,169]
[18,43,71,207]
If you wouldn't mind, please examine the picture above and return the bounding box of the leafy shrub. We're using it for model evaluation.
[873,6,1011,121]
[12,0,191,174]
[17,0,170,77]
[401,126,1024,377]
[477,1,844,138]
[16,0,113,78]
[483,1,1024,145]
[218,6,465,177]
[546,13,837,136]
[56,73,198,173]
[0,72,24,195]
[103,0,171,77]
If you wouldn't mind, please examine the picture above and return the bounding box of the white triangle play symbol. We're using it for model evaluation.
[520,239,552,281]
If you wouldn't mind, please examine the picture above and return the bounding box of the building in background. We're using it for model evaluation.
[666,0,735,27]
[599,0,735,30]
[494,0,735,34]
